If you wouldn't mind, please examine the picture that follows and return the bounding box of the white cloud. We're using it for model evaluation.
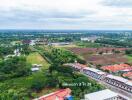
[0,0,132,29]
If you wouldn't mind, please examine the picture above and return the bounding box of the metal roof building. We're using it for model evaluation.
[84,89,126,100]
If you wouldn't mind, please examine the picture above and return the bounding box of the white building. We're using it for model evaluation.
[49,42,70,46]
[30,40,36,46]
[80,37,98,42]
[84,89,127,100]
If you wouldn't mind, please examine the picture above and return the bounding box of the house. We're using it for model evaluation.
[32,64,42,67]
[64,63,87,71]
[14,49,21,56]
[101,64,132,73]
[22,40,31,45]
[30,40,36,46]
[104,75,132,93]
[34,88,72,100]
[31,67,40,72]
[82,67,107,81]
[31,64,42,72]
[123,72,132,79]
[35,38,48,45]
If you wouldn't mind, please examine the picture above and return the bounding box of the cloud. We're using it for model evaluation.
[0,0,132,29]
[0,9,93,20]
[102,0,132,7]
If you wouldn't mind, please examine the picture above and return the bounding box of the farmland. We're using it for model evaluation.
[67,47,130,66]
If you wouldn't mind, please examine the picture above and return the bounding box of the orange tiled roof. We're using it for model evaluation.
[101,64,132,72]
[123,72,132,77]
[38,88,71,100]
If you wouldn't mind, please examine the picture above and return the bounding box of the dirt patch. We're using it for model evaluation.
[84,54,128,65]
[67,47,129,66]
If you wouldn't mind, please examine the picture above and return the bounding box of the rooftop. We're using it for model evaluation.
[83,67,106,75]
[101,64,132,72]
[35,88,71,100]
[106,74,132,86]
[85,89,118,100]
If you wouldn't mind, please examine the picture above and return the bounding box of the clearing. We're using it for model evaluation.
[27,52,50,69]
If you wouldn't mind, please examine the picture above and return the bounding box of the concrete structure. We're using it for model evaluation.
[84,89,127,100]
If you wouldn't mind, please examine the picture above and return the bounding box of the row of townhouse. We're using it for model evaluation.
[81,67,106,81]
[104,75,132,93]
[66,63,132,94]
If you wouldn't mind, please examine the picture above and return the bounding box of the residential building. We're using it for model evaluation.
[104,75,132,93]
[82,67,107,81]
[34,88,72,100]
[84,89,128,100]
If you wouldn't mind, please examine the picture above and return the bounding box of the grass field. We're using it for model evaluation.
[75,41,102,48]
[27,52,50,69]
[125,55,132,64]
[54,44,78,48]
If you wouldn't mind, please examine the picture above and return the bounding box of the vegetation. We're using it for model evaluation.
[0,56,31,81]
[96,38,132,47]
[0,46,14,58]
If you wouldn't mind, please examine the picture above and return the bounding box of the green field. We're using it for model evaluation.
[125,54,132,63]
[75,41,102,48]
[27,52,50,69]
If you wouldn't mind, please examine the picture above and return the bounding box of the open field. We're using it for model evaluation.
[75,42,103,48]
[125,55,132,64]
[84,54,128,66]
[67,47,130,66]
[68,47,128,55]
[27,52,50,69]
[53,44,78,48]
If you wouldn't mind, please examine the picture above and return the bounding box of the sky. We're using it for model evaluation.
[0,0,132,30]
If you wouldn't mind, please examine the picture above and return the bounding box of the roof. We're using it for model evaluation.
[106,75,132,86]
[36,88,71,100]
[101,64,132,72]
[106,75,128,83]
[123,72,132,77]
[83,67,106,75]
[65,63,87,69]
[85,89,118,100]
[31,67,39,71]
